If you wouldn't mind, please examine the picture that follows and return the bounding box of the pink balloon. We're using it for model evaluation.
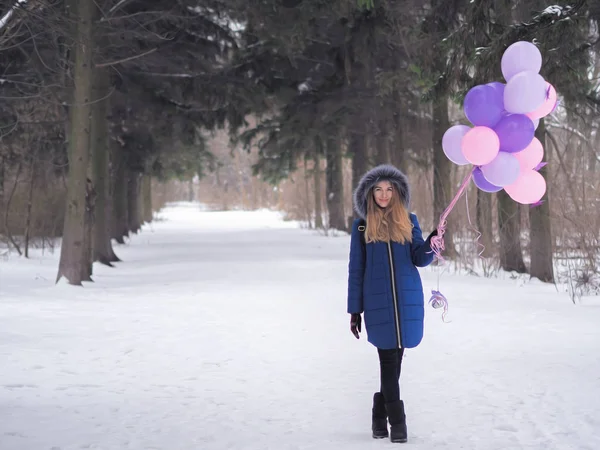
[461,127,500,166]
[526,83,557,120]
[504,170,547,204]
[514,137,544,171]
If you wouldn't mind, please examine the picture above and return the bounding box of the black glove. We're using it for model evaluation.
[350,313,362,339]
[426,228,438,242]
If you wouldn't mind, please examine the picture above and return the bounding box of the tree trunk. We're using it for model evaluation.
[106,147,115,241]
[350,132,368,220]
[137,175,145,226]
[591,126,599,174]
[476,187,495,258]
[127,171,141,234]
[188,179,194,202]
[56,0,95,285]
[4,162,22,255]
[91,67,119,265]
[303,156,312,228]
[497,190,527,273]
[142,175,153,223]
[432,96,457,257]
[374,113,390,166]
[390,104,406,172]
[326,136,346,230]
[529,119,554,282]
[0,156,4,215]
[83,178,96,281]
[112,146,128,244]
[24,156,36,258]
[251,176,258,210]
[312,149,324,230]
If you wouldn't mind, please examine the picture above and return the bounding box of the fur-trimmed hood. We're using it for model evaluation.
[353,164,410,219]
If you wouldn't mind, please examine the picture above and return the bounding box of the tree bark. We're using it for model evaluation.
[106,144,116,241]
[591,125,599,174]
[350,132,368,221]
[432,96,457,257]
[4,162,22,255]
[476,187,495,258]
[374,113,390,166]
[56,0,95,285]
[24,156,36,258]
[112,146,128,244]
[497,190,527,273]
[0,155,4,215]
[312,145,324,229]
[91,67,119,265]
[188,179,195,202]
[390,103,406,172]
[303,158,312,228]
[137,177,145,227]
[529,119,554,282]
[325,136,346,230]
[142,175,153,223]
[83,178,95,281]
[127,171,141,234]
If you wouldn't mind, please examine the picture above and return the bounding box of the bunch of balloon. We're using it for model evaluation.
[441,41,557,206]
[428,42,558,319]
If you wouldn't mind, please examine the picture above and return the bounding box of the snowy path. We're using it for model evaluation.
[1,203,599,450]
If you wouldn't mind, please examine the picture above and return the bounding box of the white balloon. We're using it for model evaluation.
[501,41,543,82]
[504,71,546,114]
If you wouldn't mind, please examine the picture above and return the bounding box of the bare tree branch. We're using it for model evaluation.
[95,47,158,68]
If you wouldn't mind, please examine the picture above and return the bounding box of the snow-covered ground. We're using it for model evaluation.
[1,202,599,450]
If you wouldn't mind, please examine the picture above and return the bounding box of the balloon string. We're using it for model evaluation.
[429,168,475,263]
[429,289,450,322]
[464,179,485,259]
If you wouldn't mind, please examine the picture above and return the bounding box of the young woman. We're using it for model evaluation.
[347,164,437,443]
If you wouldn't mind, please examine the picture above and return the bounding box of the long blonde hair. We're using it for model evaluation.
[365,185,413,244]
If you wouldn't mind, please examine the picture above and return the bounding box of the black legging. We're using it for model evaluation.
[377,347,405,403]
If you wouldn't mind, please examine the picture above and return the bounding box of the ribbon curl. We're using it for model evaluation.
[429,168,475,263]
[429,289,449,322]
[427,167,487,322]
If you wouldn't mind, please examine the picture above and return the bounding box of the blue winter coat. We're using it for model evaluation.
[347,164,435,350]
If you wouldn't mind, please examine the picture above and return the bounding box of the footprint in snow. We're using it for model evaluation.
[3,384,37,389]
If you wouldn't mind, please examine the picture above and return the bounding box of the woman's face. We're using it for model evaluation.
[373,181,393,208]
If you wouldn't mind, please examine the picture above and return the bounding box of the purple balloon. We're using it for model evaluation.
[464,85,504,128]
[501,41,542,81]
[493,114,535,153]
[504,71,547,114]
[481,152,521,187]
[473,167,502,193]
[487,81,506,106]
[442,125,471,165]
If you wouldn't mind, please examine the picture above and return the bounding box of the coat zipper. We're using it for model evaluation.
[387,241,402,348]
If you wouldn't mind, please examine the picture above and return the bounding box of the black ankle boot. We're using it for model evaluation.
[385,400,407,443]
[371,392,388,439]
